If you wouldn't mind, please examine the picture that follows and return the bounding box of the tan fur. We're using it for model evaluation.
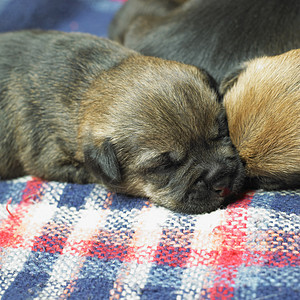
[224,49,300,187]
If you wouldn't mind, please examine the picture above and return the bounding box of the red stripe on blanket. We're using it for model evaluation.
[29,235,299,267]
[0,178,45,248]
[3,229,299,268]
[32,223,71,254]
[153,228,193,267]
[33,234,68,254]
[2,190,299,269]
[208,194,253,300]
[21,177,44,203]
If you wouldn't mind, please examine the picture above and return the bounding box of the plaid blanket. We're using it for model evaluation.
[0,177,299,299]
[0,0,299,299]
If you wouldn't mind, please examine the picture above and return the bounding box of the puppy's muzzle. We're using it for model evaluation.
[181,156,245,213]
[202,163,236,196]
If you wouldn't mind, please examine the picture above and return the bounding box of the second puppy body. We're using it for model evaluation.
[109,0,300,84]
[222,50,300,189]
[0,30,245,214]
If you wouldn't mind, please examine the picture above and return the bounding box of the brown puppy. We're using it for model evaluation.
[0,30,245,214]
[109,0,300,85]
[222,50,300,190]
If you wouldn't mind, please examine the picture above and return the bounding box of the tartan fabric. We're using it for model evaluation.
[0,177,299,299]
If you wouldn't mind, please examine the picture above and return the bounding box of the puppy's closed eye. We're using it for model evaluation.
[142,151,183,174]
[84,138,122,185]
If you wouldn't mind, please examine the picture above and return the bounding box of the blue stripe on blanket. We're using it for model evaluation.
[58,183,95,209]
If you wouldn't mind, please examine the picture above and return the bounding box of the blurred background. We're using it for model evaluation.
[0,0,126,37]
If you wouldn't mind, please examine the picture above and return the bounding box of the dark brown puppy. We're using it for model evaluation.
[109,0,300,85]
[0,30,245,214]
[222,50,300,190]
[108,0,187,44]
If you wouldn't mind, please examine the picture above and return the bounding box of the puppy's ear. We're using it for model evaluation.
[84,138,122,185]
[220,63,247,95]
[197,67,219,95]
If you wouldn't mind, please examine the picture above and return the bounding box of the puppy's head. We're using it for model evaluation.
[79,55,245,214]
[222,49,300,190]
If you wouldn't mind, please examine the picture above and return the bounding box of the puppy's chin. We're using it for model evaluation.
[142,184,235,215]
[178,190,227,215]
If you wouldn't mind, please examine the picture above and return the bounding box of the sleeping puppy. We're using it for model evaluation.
[0,30,245,214]
[109,0,300,84]
[221,49,300,190]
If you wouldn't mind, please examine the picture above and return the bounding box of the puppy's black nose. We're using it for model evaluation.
[212,184,231,197]
[204,165,233,196]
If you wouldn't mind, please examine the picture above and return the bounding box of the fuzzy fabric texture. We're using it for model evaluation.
[0,1,299,299]
[0,177,299,299]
